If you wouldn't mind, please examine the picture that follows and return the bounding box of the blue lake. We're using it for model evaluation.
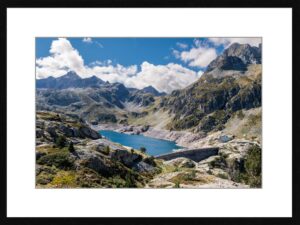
[99,130,183,156]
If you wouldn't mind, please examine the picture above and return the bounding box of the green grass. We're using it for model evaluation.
[50,170,78,188]
[36,145,69,155]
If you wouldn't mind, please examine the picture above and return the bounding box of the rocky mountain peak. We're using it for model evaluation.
[224,43,261,65]
[206,43,261,74]
[59,71,81,80]
[141,86,166,96]
[36,71,105,89]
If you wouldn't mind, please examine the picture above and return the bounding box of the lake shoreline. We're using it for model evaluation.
[90,123,206,148]
[99,129,183,156]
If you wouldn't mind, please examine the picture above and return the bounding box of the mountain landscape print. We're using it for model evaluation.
[36,37,262,188]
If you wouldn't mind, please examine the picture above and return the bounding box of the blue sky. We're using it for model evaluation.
[35,37,261,93]
[36,38,224,68]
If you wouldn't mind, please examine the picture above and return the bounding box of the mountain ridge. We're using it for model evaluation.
[36,71,166,96]
[36,71,105,89]
[36,43,262,133]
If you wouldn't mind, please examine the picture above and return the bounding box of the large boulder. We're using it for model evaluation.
[76,150,112,176]
[36,128,44,138]
[219,135,234,143]
[78,126,101,139]
[110,149,142,167]
[36,120,45,129]
[164,157,196,168]
[72,128,80,137]
[141,125,150,132]
[133,161,156,172]
[46,126,57,138]
[91,120,98,125]
[59,124,74,137]
[93,143,111,155]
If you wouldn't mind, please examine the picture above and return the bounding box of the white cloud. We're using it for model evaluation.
[36,38,85,78]
[175,37,261,68]
[36,38,132,79]
[95,41,104,48]
[82,37,93,43]
[208,37,262,48]
[180,47,217,68]
[89,59,112,66]
[172,49,181,59]
[193,39,210,48]
[124,62,201,93]
[92,64,138,84]
[174,39,217,68]
[176,42,188,49]
[36,38,200,93]
[91,62,200,93]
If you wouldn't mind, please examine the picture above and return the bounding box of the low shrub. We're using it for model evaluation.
[36,171,54,185]
[55,135,66,148]
[174,181,180,188]
[228,145,262,187]
[37,152,74,169]
[140,147,147,153]
[237,110,245,119]
[208,156,227,169]
[103,146,110,155]
[124,173,136,188]
[68,142,75,153]
[143,156,156,166]
[244,145,262,187]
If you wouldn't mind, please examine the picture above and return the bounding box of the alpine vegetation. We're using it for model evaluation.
[36,37,262,188]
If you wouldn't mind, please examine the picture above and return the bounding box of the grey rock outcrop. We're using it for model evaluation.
[219,135,234,143]
[78,126,101,139]
[133,161,156,172]
[110,149,142,167]
[164,157,196,168]
[76,149,112,176]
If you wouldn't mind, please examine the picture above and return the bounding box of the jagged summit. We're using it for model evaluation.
[224,43,261,64]
[141,86,166,96]
[59,71,81,80]
[206,43,261,74]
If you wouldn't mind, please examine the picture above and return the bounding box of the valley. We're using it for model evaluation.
[36,42,262,188]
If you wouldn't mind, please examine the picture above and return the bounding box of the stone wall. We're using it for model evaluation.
[155,147,219,162]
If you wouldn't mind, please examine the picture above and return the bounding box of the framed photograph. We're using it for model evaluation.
[2,0,297,224]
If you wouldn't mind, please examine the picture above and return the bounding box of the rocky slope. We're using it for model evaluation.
[36,111,260,188]
[159,43,262,133]
[36,72,166,123]
[36,111,160,188]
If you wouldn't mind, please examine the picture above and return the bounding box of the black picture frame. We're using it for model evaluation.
[1,0,298,224]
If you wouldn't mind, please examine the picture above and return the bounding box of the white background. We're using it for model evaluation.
[7,8,292,217]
